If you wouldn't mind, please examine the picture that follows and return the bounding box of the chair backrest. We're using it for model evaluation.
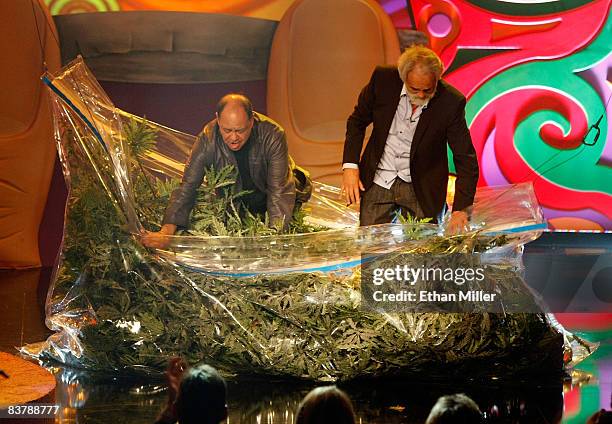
[0,0,60,268]
[267,0,400,185]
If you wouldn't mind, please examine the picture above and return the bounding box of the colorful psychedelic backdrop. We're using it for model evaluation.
[408,0,611,231]
[45,0,297,19]
[45,0,611,230]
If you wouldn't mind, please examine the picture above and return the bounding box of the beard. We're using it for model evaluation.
[409,94,431,107]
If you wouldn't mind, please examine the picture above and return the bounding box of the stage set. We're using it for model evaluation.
[0,0,611,423]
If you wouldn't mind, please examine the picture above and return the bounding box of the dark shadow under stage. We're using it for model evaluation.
[1,232,610,423]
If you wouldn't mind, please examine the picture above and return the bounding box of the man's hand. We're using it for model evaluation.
[141,224,177,249]
[341,168,364,206]
[446,210,469,235]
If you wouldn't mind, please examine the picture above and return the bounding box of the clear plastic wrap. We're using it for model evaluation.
[23,57,596,381]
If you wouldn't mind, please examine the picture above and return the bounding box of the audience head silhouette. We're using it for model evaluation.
[295,385,356,424]
[426,393,483,424]
[175,364,228,424]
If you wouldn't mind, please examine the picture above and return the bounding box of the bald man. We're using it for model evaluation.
[143,94,311,247]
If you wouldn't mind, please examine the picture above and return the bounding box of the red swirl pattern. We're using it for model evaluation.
[471,88,611,216]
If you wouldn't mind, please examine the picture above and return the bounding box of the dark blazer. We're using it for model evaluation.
[343,66,479,220]
[163,112,310,229]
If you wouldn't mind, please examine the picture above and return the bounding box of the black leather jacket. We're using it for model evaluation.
[163,112,310,229]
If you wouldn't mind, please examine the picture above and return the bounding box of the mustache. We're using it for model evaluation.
[409,95,430,106]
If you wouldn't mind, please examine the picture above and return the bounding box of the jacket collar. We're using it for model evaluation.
[409,81,445,157]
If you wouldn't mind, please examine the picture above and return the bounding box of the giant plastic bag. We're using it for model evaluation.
[23,57,595,381]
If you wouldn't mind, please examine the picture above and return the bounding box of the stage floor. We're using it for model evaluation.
[1,232,610,423]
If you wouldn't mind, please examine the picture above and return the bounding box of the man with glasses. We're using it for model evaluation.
[143,94,311,248]
[342,45,479,233]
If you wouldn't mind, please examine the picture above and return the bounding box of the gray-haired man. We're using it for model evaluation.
[342,45,479,233]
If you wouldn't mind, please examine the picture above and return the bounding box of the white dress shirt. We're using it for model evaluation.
[343,86,428,189]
